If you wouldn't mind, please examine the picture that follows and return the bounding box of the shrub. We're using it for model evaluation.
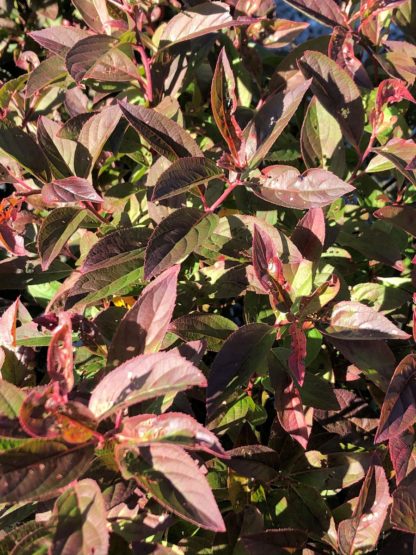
[0,0,416,552]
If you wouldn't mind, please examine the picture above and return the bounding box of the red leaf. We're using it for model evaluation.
[252,224,289,300]
[41,177,103,204]
[47,312,74,396]
[291,208,325,261]
[389,429,415,484]
[371,79,416,130]
[274,374,311,449]
[375,354,416,443]
[328,27,372,88]
[338,462,391,554]
[288,323,307,386]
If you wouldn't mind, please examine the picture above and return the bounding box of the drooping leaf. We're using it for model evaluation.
[120,102,202,162]
[152,157,223,201]
[47,312,74,395]
[160,1,254,47]
[243,78,311,168]
[168,313,238,352]
[389,430,415,484]
[206,323,276,423]
[119,412,225,456]
[282,0,347,27]
[66,35,139,83]
[253,165,354,209]
[211,48,244,166]
[144,208,218,280]
[89,350,206,420]
[37,207,88,270]
[0,441,94,503]
[30,26,90,58]
[116,443,225,532]
[107,265,180,365]
[301,96,346,176]
[390,469,416,533]
[324,301,410,340]
[51,479,109,555]
[291,207,325,261]
[41,177,103,205]
[0,125,51,181]
[375,354,416,443]
[338,463,391,555]
[298,51,364,150]
[374,205,416,237]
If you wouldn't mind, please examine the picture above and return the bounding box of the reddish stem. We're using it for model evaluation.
[206,182,240,213]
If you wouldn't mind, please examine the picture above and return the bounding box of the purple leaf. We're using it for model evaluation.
[389,430,415,484]
[288,323,307,386]
[41,177,103,205]
[253,165,355,209]
[325,301,410,340]
[390,469,416,533]
[116,443,225,531]
[107,265,180,365]
[298,51,365,150]
[29,26,90,58]
[89,350,207,420]
[291,208,325,261]
[282,0,347,28]
[374,205,416,237]
[375,354,416,443]
[328,28,372,88]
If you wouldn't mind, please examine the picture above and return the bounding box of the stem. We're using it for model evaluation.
[84,202,110,224]
[206,182,240,213]
[349,132,376,183]
[135,44,153,104]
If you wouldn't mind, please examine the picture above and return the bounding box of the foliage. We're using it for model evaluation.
[0,0,416,552]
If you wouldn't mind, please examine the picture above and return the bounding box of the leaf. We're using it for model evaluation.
[120,102,202,162]
[389,430,415,484]
[81,226,150,272]
[41,176,103,205]
[71,0,111,33]
[29,26,90,57]
[152,157,223,201]
[107,265,179,365]
[26,56,67,98]
[0,379,25,419]
[37,207,88,271]
[390,469,416,533]
[0,522,51,555]
[243,78,311,168]
[374,205,416,237]
[375,354,416,443]
[116,444,225,532]
[241,529,308,554]
[298,51,364,150]
[291,208,325,261]
[89,350,206,420]
[338,463,391,555]
[47,312,74,395]
[301,96,345,176]
[119,413,225,457]
[144,208,218,280]
[288,323,307,386]
[328,27,372,88]
[211,48,244,166]
[169,313,238,352]
[282,0,347,27]
[0,441,94,503]
[253,165,354,209]
[206,323,276,423]
[66,35,139,83]
[51,479,109,555]
[0,125,51,181]
[325,301,410,340]
[37,116,77,178]
[368,138,416,185]
[160,1,254,47]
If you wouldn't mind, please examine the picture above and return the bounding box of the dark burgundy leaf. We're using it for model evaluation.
[389,430,415,484]
[390,469,416,533]
[291,208,325,261]
[288,323,307,386]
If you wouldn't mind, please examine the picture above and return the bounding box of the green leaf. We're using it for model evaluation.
[169,313,238,352]
[0,379,25,419]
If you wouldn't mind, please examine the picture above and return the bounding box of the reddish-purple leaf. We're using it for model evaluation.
[252,224,288,297]
[29,26,90,58]
[288,323,307,386]
[89,350,207,420]
[41,176,103,205]
[253,165,355,209]
[375,354,416,443]
[51,479,109,555]
[282,0,347,27]
[211,48,244,167]
[107,265,179,366]
[338,462,391,555]
[116,443,225,532]
[243,78,311,168]
[390,469,416,533]
[389,430,415,484]
[119,412,225,457]
[369,138,416,185]
[0,223,26,257]
[291,208,325,261]
[47,312,74,395]
[374,205,416,237]
[328,27,372,88]
[298,51,364,150]
[325,301,410,340]
[371,78,416,130]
